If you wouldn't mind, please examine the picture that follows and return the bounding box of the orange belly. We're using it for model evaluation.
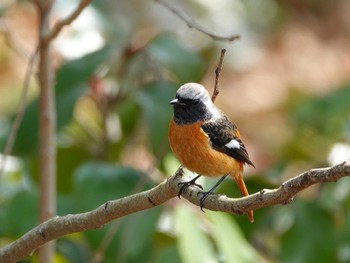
[168,118,243,177]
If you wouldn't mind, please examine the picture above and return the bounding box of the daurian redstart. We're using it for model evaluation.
[168,83,254,222]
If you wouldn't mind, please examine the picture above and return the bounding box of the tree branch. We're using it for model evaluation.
[42,0,92,45]
[155,0,240,42]
[0,45,38,179]
[211,48,226,102]
[37,0,57,259]
[0,161,349,263]
[181,161,350,214]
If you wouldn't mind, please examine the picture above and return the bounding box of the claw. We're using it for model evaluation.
[199,192,210,212]
[198,174,228,212]
[177,175,202,198]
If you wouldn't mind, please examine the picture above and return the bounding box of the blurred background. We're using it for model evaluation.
[1,0,350,262]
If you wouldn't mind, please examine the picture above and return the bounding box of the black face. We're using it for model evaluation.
[171,95,212,124]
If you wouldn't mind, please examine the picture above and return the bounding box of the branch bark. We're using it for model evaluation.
[0,161,349,263]
[36,1,56,262]
[211,48,226,102]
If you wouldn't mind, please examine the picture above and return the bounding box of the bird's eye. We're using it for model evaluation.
[192,99,200,105]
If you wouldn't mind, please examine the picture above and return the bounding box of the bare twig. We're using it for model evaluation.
[0,161,349,263]
[0,45,39,179]
[155,0,240,42]
[211,48,226,102]
[42,0,92,45]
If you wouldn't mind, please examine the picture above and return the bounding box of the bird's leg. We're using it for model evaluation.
[199,174,228,212]
[178,175,203,198]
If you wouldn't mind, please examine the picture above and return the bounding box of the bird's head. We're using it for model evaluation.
[170,83,219,124]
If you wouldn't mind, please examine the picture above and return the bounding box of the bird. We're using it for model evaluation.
[168,82,255,222]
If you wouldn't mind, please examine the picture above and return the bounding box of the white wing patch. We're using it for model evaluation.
[225,139,241,149]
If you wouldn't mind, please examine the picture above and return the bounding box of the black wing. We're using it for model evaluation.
[201,116,255,167]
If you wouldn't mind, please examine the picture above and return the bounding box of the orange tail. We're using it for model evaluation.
[233,172,254,223]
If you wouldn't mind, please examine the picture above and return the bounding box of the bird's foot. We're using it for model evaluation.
[198,174,229,212]
[199,191,212,212]
[178,175,202,198]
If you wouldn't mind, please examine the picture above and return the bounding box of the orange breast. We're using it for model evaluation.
[168,118,243,177]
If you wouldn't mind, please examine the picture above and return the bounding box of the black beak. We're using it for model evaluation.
[169,98,186,106]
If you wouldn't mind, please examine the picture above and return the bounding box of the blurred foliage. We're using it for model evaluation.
[13,46,114,156]
[282,85,350,164]
[1,0,350,263]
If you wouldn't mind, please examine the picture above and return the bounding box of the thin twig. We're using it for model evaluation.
[42,0,92,45]
[0,45,39,179]
[155,0,240,42]
[0,161,349,263]
[211,48,226,102]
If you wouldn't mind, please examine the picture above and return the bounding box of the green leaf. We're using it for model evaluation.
[72,162,145,213]
[57,237,90,263]
[290,85,350,130]
[206,212,260,263]
[55,46,113,127]
[71,161,162,262]
[116,98,140,136]
[55,46,113,95]
[0,117,11,151]
[57,146,90,194]
[13,46,113,155]
[281,202,337,263]
[147,34,206,83]
[136,81,177,157]
[283,85,350,162]
[0,188,38,237]
[174,204,217,263]
[153,245,182,263]
[118,208,162,263]
[83,207,161,263]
